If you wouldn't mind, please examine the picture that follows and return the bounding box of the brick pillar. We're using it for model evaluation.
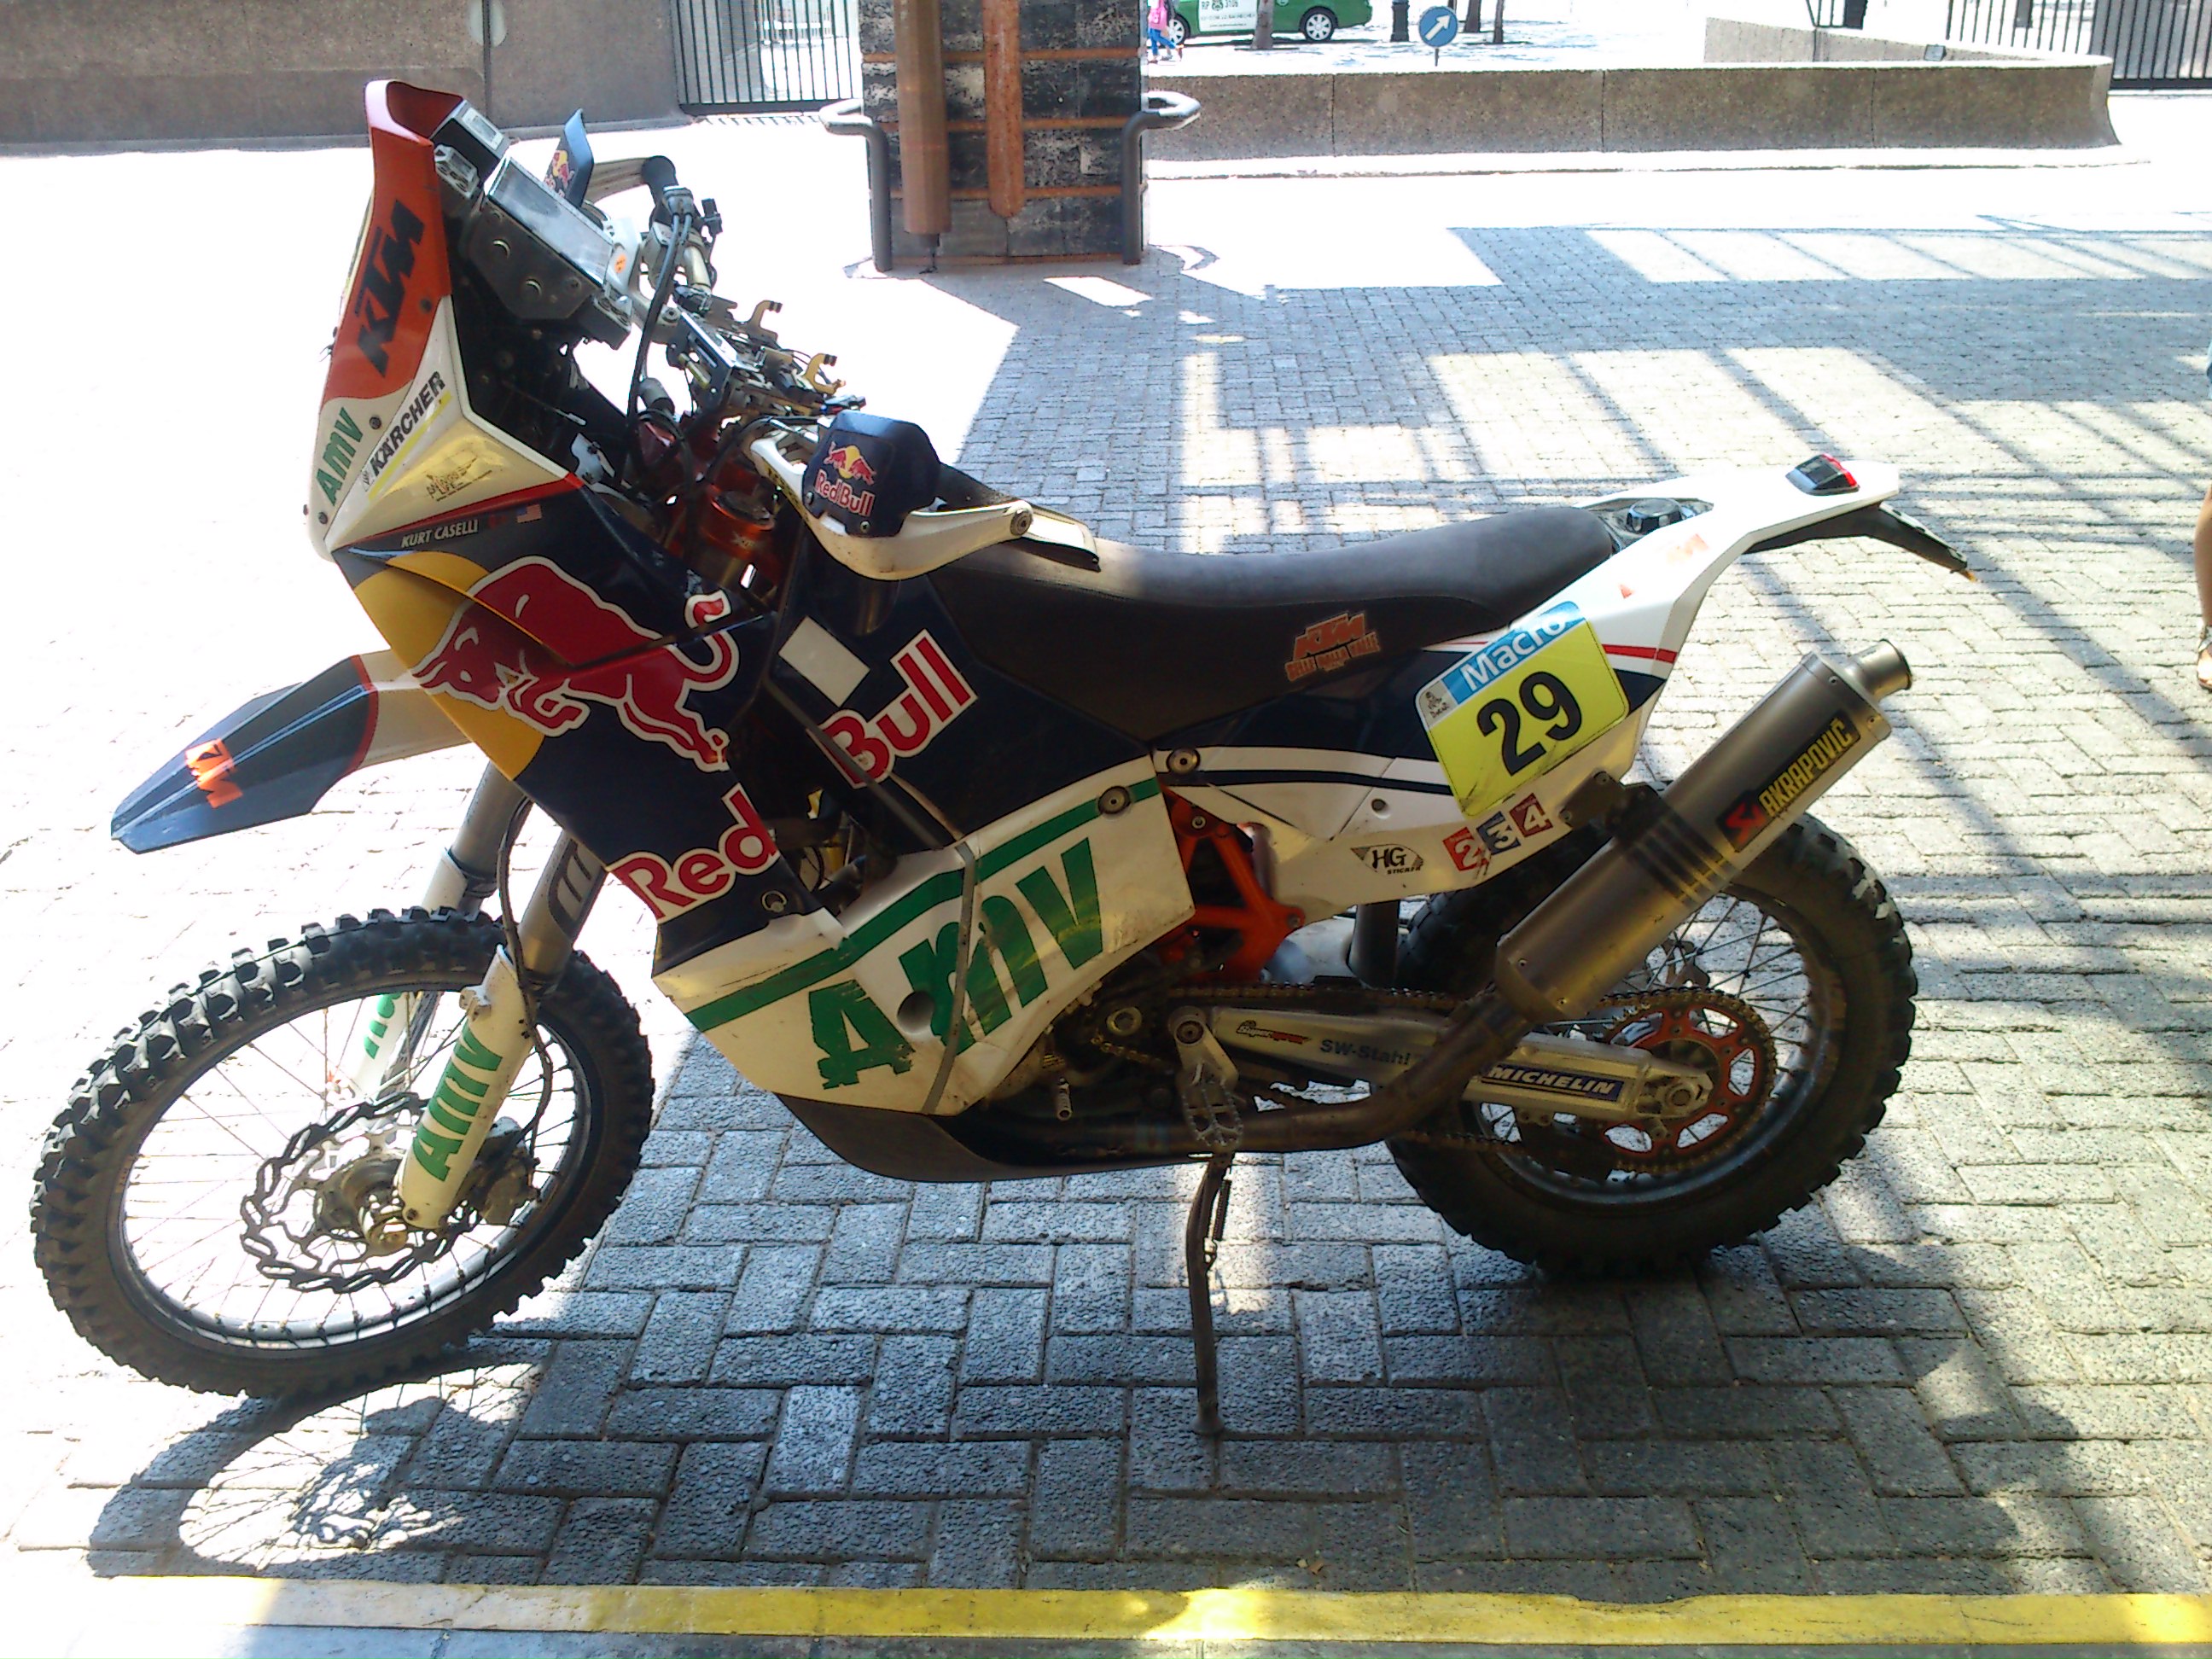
[859,0,1142,262]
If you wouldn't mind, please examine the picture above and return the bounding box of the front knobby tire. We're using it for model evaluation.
[31,909,653,1397]
[1388,817,1915,1274]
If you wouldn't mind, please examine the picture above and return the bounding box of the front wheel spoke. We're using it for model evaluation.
[389,1006,472,1094]
[238,1039,340,1111]
[170,1091,290,1161]
[85,958,603,1361]
[133,1214,247,1280]
[125,1203,243,1231]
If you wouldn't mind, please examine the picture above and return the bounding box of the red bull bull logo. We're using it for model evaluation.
[410,556,739,771]
[826,444,876,486]
[812,443,877,521]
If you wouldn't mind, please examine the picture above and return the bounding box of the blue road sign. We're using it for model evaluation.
[1417,4,1459,45]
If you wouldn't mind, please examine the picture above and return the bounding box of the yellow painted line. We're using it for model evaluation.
[27,1580,2212,1646]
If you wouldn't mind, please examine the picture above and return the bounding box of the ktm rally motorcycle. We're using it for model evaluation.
[32,84,1970,1419]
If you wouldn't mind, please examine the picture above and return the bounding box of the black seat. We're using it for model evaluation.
[928,506,1617,742]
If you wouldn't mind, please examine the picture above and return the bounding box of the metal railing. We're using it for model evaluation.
[1807,0,2210,80]
[1943,0,2211,79]
[673,0,864,112]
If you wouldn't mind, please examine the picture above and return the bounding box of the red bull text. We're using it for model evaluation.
[609,784,781,919]
[822,631,975,783]
[813,444,877,520]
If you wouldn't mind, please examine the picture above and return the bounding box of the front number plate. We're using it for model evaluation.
[1417,604,1631,818]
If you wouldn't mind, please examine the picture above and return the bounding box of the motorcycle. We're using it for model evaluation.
[32,84,1970,1425]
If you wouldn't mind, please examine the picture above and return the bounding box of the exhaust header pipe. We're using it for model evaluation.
[1126,640,1912,1158]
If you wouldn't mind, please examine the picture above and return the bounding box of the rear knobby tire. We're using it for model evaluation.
[1388,817,1914,1273]
[30,909,653,1397]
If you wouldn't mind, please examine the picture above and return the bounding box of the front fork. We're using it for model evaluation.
[353,766,515,1097]
[373,766,608,1231]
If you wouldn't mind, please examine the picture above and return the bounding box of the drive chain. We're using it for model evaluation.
[1083,981,1464,1077]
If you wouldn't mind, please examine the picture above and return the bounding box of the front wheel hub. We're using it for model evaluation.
[310,1152,411,1255]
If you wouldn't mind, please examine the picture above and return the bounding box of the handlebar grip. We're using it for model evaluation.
[638,154,683,220]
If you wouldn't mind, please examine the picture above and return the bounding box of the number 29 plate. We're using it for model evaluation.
[1417,603,1631,818]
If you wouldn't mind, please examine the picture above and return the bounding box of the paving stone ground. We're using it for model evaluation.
[3,101,2211,1600]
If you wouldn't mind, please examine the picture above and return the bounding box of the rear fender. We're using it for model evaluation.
[113,652,463,852]
[1557,457,1968,707]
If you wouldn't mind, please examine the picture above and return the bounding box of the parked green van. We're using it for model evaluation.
[1166,0,1372,43]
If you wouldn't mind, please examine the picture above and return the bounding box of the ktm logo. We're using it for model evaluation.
[183,738,241,808]
[353,200,426,376]
[1286,610,1381,682]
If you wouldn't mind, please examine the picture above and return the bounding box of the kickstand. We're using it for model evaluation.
[1184,1152,1235,1436]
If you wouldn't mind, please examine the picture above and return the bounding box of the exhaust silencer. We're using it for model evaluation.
[1495,641,1909,1023]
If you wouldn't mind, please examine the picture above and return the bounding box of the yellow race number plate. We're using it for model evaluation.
[1417,603,1631,818]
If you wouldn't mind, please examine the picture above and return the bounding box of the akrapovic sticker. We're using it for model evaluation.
[1720,714,1860,849]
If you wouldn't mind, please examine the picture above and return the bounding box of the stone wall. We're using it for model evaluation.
[858,0,1141,261]
[1704,14,2052,61]
[1146,56,2116,158]
[0,0,680,145]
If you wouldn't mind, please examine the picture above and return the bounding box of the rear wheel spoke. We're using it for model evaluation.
[1493,878,1824,1190]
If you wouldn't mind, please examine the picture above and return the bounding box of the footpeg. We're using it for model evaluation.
[1171,1006,1243,1150]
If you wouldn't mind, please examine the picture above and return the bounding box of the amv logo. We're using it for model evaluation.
[807,838,1104,1091]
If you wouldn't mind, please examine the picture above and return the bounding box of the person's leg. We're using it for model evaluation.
[2197,481,2212,617]
[2196,480,2212,690]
